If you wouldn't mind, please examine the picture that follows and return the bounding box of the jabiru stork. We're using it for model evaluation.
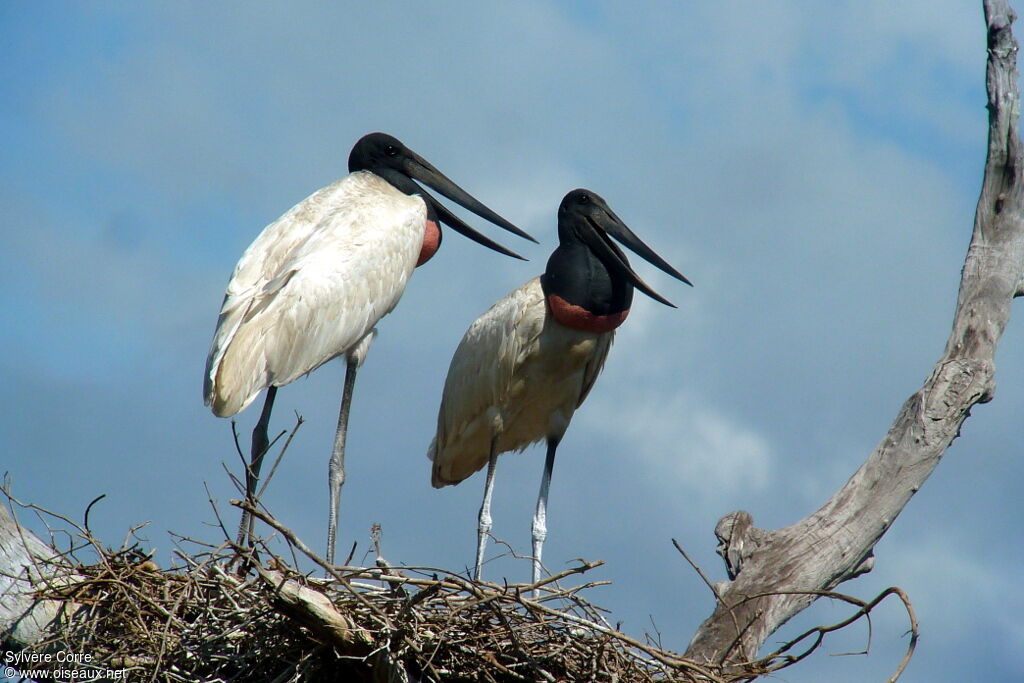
[204,132,535,563]
[427,188,690,583]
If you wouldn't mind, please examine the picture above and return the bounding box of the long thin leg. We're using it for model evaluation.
[236,386,277,548]
[531,437,559,590]
[326,356,359,566]
[475,435,499,581]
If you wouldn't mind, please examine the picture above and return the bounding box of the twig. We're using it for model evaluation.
[673,538,724,603]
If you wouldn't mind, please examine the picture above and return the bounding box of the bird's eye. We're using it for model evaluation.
[384,144,399,157]
[579,193,590,203]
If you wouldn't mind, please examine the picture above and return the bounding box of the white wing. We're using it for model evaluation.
[429,277,548,486]
[204,172,425,416]
[428,276,619,487]
[576,330,613,409]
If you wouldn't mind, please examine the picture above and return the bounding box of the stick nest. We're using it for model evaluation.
[13,502,745,683]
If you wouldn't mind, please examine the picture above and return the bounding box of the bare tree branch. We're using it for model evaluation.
[685,0,1024,668]
[0,490,79,649]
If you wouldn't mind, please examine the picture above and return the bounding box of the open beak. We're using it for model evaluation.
[404,152,538,256]
[422,189,527,260]
[583,208,692,307]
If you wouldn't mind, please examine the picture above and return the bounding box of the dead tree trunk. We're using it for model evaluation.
[0,503,66,649]
[685,0,1024,669]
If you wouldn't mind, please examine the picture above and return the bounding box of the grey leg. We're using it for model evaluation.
[236,386,277,548]
[326,356,360,567]
[475,436,499,581]
[531,437,559,590]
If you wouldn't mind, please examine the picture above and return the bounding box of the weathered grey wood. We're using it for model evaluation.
[685,0,1024,668]
[0,503,65,649]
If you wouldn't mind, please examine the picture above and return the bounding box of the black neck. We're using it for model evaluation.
[540,241,633,315]
[372,168,418,196]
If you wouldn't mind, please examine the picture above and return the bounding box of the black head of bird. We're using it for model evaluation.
[542,188,692,317]
[347,132,536,259]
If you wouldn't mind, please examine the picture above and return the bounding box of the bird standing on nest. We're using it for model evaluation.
[428,188,691,583]
[204,132,535,563]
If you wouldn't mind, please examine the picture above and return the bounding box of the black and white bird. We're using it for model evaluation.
[428,188,691,583]
[204,132,535,563]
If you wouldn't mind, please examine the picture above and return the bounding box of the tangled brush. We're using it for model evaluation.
[2,421,916,683]
[10,495,736,683]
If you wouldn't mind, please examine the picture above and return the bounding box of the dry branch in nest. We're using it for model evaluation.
[1,485,919,683]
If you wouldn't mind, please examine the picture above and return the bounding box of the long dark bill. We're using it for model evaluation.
[596,205,693,286]
[405,153,538,245]
[580,222,676,307]
[421,188,527,260]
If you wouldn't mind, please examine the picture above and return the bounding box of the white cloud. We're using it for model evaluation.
[874,531,1024,674]
[585,389,774,498]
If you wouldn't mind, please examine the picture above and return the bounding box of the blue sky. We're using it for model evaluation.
[3,2,1022,680]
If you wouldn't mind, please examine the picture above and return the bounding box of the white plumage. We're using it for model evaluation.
[204,172,423,416]
[428,276,612,486]
[202,132,533,565]
[426,188,690,585]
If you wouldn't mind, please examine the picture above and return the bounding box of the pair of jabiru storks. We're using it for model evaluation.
[204,132,691,582]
